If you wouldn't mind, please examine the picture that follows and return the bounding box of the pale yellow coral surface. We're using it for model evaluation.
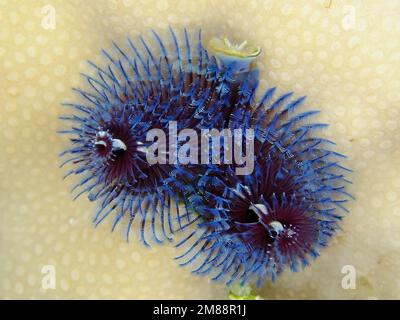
[1,0,400,299]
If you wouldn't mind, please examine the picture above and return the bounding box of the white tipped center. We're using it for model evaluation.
[97,131,108,138]
[111,139,127,151]
[94,140,107,148]
[249,203,268,216]
[269,221,284,235]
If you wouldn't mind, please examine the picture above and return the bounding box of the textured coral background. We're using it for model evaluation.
[1,0,399,299]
